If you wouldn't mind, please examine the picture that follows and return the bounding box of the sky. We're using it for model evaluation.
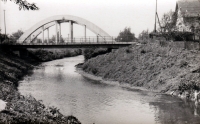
[0,0,176,38]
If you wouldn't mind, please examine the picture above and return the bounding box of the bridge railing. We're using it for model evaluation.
[1,36,136,45]
[13,41,133,45]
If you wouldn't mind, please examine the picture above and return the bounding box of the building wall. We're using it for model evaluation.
[176,8,191,32]
[176,7,200,31]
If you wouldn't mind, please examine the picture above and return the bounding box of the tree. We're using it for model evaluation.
[0,34,8,43]
[2,0,39,10]
[10,29,23,41]
[159,10,176,33]
[0,30,23,44]
[156,10,177,40]
[116,27,135,42]
[60,35,65,43]
[49,35,56,43]
[138,29,149,40]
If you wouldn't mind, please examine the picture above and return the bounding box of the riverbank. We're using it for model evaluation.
[28,48,82,62]
[80,41,200,99]
[0,49,81,123]
[76,68,153,93]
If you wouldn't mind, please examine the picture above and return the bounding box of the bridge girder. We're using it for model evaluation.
[18,15,111,43]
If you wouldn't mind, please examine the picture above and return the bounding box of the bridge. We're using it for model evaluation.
[1,15,135,49]
[4,42,134,49]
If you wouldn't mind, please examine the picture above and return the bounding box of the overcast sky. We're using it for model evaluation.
[0,0,176,38]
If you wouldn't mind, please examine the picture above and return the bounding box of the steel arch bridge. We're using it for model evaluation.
[0,15,136,49]
[17,15,111,44]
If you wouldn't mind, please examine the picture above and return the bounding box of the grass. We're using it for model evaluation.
[82,41,200,97]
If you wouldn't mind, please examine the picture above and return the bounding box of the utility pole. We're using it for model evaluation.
[154,0,157,33]
[4,10,6,40]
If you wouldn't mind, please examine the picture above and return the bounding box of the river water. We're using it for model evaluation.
[19,56,200,124]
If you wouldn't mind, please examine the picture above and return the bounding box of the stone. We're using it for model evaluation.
[0,99,7,111]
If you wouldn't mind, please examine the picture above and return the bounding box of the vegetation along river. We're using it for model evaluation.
[18,55,200,124]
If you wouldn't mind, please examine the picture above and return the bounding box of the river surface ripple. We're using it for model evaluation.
[19,55,200,124]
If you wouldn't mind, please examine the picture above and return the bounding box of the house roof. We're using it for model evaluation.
[177,0,200,17]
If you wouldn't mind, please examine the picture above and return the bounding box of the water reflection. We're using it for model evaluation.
[149,95,200,124]
[55,66,64,82]
[82,77,116,89]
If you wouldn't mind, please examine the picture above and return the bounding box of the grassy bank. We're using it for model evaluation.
[83,48,111,61]
[0,49,81,123]
[81,41,200,98]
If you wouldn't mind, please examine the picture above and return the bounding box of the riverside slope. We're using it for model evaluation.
[0,49,80,124]
[82,42,200,96]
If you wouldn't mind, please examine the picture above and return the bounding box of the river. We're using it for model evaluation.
[19,55,200,124]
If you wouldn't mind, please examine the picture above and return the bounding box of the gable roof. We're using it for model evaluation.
[177,0,200,17]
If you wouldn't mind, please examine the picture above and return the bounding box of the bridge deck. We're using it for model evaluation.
[1,42,135,49]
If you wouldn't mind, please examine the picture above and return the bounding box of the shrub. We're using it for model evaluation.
[92,68,98,74]
[180,60,188,68]
[83,48,110,61]
[126,48,131,53]
[141,49,146,54]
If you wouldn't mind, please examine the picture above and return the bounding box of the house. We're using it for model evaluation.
[175,0,200,41]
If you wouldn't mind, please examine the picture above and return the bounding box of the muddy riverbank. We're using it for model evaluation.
[0,49,80,123]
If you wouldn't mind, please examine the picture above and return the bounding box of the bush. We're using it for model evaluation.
[92,68,98,74]
[141,49,146,54]
[180,60,188,68]
[83,48,110,61]
[126,48,131,53]
[178,82,200,92]
[116,27,136,42]
[29,49,82,62]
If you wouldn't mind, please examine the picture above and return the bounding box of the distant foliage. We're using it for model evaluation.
[0,30,23,44]
[83,48,111,61]
[138,29,149,40]
[60,35,65,43]
[37,35,65,43]
[0,34,9,43]
[48,35,56,43]
[10,30,24,42]
[116,27,136,42]
[159,10,176,33]
[29,49,82,62]
[2,0,39,10]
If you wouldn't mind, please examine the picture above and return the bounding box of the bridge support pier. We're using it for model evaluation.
[69,21,73,43]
